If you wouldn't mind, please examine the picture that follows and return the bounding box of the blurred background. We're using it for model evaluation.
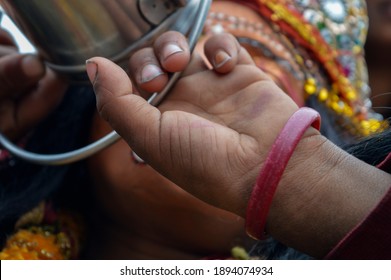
[0,7,35,53]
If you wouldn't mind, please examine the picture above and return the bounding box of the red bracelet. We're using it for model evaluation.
[245,107,321,240]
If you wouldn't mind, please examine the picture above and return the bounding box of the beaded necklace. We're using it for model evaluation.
[0,0,386,260]
[258,0,385,136]
[206,0,386,137]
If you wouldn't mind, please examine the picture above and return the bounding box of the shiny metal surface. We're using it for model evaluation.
[0,0,201,81]
[0,0,212,165]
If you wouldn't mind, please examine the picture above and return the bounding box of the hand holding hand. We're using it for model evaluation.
[87,32,311,216]
[87,31,391,258]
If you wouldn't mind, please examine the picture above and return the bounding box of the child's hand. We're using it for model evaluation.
[87,31,308,216]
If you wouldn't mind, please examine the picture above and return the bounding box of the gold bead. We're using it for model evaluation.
[343,105,353,117]
[306,78,316,85]
[358,120,371,136]
[318,88,329,101]
[361,120,370,130]
[368,119,382,132]
[305,83,317,95]
[331,102,343,114]
[353,45,362,55]
[346,90,357,101]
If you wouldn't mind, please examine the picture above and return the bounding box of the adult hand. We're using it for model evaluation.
[88,32,391,258]
[0,28,67,141]
[86,31,311,217]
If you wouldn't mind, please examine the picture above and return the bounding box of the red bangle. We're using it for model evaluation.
[245,107,321,240]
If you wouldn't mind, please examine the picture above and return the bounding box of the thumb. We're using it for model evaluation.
[86,57,161,161]
[0,54,45,99]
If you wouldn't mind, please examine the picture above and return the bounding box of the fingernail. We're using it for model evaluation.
[21,55,44,78]
[141,64,164,83]
[214,50,231,68]
[86,59,98,84]
[162,43,183,60]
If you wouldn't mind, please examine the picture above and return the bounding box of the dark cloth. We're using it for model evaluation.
[325,152,391,259]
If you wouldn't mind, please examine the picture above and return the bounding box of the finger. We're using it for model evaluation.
[180,51,209,77]
[16,69,66,136]
[87,57,161,161]
[0,54,45,100]
[204,33,255,73]
[153,31,190,73]
[129,47,168,93]
[182,33,255,77]
[0,45,18,57]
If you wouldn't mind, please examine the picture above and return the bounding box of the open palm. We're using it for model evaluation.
[88,32,300,215]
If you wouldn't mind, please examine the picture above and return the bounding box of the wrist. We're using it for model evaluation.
[267,133,391,257]
[245,108,321,239]
[266,131,330,242]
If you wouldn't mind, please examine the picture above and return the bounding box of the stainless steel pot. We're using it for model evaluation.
[0,0,212,165]
[0,0,208,82]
